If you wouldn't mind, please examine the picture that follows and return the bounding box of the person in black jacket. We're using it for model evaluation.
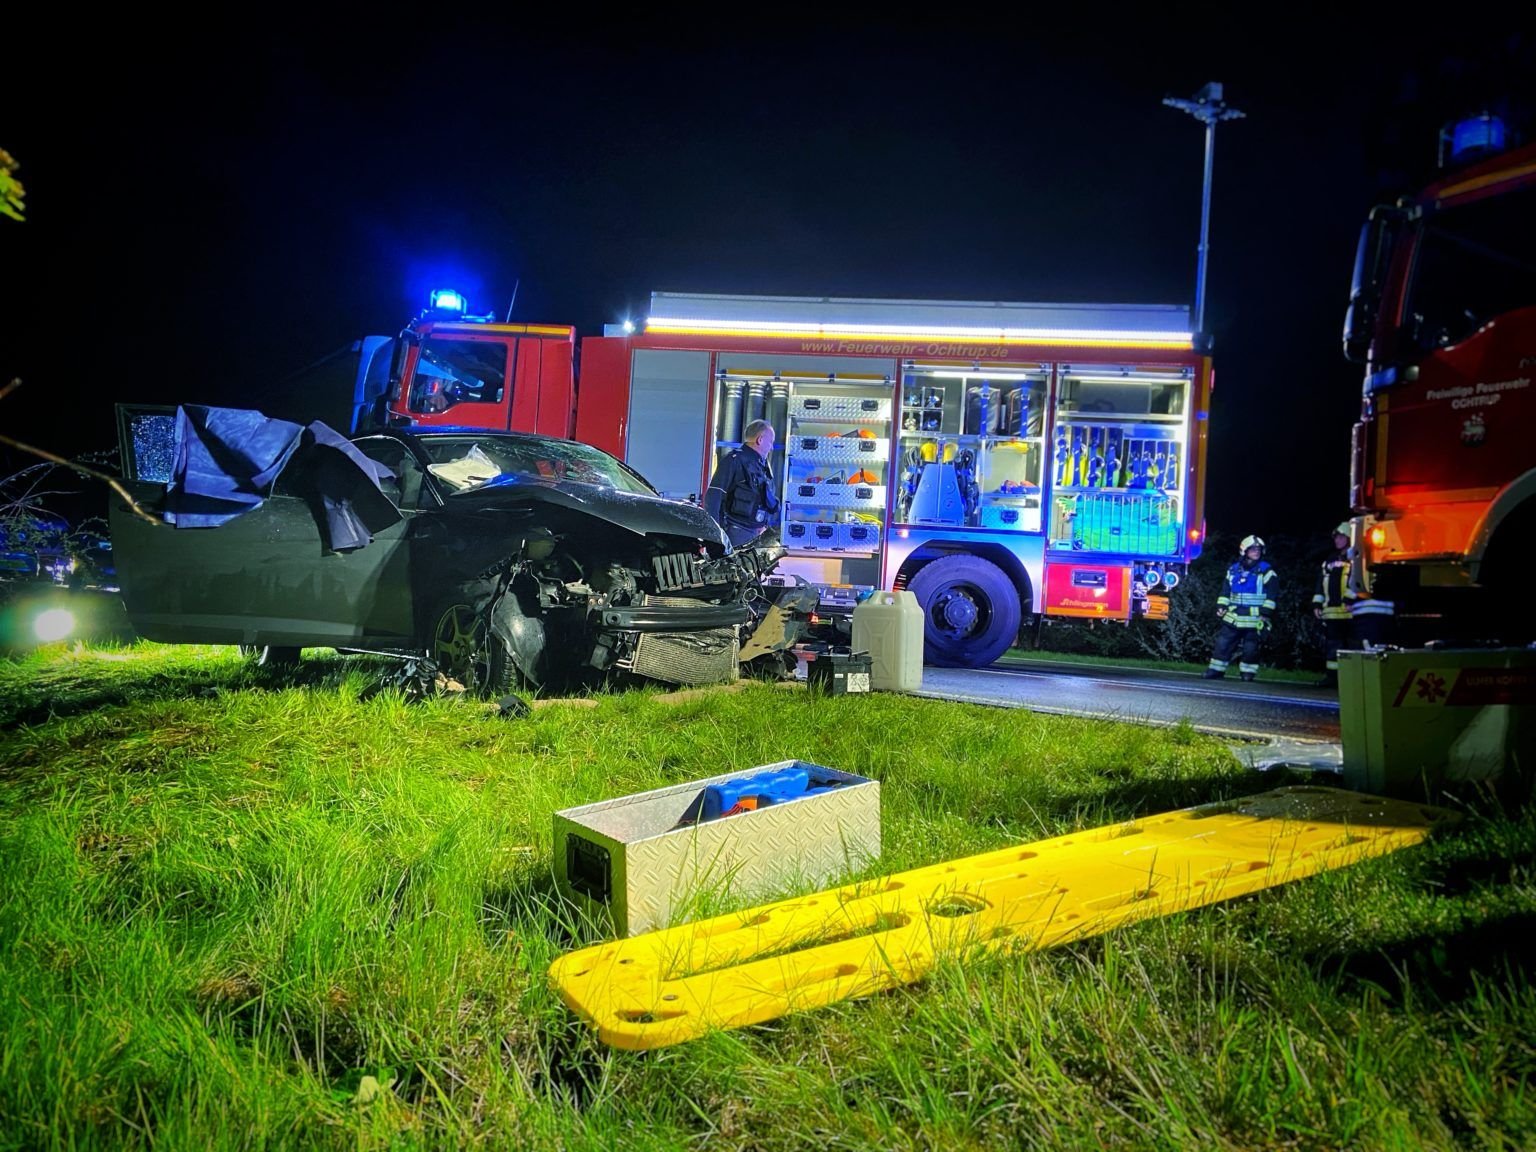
[705,419,779,547]
[1312,522,1354,688]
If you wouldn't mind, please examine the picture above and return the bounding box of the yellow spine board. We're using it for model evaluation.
[549,786,1455,1050]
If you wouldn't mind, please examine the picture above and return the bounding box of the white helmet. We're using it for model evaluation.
[1333,522,1351,537]
[1239,534,1265,553]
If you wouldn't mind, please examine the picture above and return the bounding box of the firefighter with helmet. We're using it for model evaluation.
[1204,534,1277,681]
[1312,522,1354,688]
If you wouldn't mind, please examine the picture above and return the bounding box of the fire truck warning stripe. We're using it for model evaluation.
[1438,159,1536,203]
[548,786,1455,1050]
[434,323,575,337]
[644,324,1195,350]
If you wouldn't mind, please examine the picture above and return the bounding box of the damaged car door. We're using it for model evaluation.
[110,407,414,649]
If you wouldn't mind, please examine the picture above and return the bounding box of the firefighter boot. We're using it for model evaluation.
[1315,670,1338,688]
[1202,669,1225,680]
[1241,672,1256,682]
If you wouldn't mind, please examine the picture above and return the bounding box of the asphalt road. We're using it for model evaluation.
[913,658,1344,771]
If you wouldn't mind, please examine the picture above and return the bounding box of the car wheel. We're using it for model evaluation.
[906,554,1021,668]
[238,645,303,667]
[430,596,514,698]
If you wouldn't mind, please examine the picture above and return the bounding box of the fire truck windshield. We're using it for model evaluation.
[407,338,509,413]
[1400,182,1536,354]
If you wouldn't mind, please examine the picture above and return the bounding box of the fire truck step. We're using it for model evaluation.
[548,785,1456,1050]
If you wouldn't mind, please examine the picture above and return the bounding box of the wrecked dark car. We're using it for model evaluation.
[109,406,787,692]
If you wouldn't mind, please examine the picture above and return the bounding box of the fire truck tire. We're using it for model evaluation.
[429,593,516,699]
[907,554,1021,668]
[1478,505,1535,645]
[238,645,302,668]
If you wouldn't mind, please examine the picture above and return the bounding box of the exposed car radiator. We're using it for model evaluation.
[629,595,739,685]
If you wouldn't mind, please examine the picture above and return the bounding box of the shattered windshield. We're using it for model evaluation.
[419,435,657,496]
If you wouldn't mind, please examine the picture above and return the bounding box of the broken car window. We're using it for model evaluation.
[421,435,657,497]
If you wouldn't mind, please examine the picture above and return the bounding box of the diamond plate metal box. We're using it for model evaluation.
[554,760,880,936]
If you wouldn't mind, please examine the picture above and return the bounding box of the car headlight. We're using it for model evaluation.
[33,607,76,643]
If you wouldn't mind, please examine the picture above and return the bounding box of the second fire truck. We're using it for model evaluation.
[1342,113,1536,643]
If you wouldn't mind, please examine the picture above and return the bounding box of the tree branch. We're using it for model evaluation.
[1,379,164,528]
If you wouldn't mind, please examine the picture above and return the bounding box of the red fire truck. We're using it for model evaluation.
[356,290,1212,667]
[1342,113,1536,642]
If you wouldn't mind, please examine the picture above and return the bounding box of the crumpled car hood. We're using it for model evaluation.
[454,475,728,548]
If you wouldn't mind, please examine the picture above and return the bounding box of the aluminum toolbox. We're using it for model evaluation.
[553,759,880,936]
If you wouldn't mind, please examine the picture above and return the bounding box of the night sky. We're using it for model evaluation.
[5,18,1533,540]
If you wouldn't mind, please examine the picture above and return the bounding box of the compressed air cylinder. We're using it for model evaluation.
[718,381,745,444]
[768,381,789,437]
[744,381,768,433]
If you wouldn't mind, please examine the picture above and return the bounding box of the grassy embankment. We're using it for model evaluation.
[1,642,1532,1150]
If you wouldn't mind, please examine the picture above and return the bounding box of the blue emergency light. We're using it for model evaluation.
[429,289,467,315]
[1445,113,1508,165]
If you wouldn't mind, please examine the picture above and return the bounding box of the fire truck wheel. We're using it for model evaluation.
[907,554,1021,668]
[237,645,302,668]
[1478,505,1534,644]
[429,596,515,698]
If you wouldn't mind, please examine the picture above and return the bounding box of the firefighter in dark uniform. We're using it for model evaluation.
[1312,522,1354,687]
[705,419,779,548]
[1347,544,1395,650]
[1204,534,1277,681]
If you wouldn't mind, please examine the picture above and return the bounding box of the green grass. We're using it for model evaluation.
[2,642,1533,1150]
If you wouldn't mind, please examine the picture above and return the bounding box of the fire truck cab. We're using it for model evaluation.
[359,289,578,440]
[1342,113,1536,642]
[357,290,1212,668]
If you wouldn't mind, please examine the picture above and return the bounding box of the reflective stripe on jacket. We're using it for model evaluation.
[1218,560,1277,629]
[1313,552,1353,621]
[1350,597,1395,617]
[1346,552,1394,617]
